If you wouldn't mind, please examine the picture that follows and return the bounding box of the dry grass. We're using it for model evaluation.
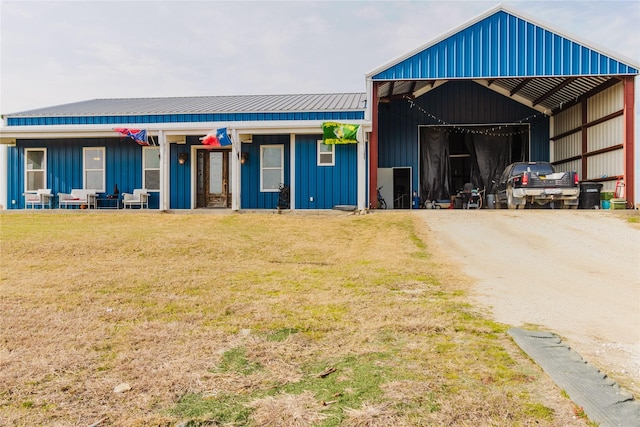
[0,211,584,426]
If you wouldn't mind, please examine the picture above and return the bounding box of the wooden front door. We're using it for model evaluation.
[196,150,232,208]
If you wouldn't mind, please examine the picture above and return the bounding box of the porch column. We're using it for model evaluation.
[231,128,240,211]
[623,76,635,207]
[158,130,169,211]
[289,134,296,210]
[369,82,379,208]
[357,132,366,210]
[0,144,7,209]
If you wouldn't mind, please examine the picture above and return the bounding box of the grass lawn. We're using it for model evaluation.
[0,211,581,426]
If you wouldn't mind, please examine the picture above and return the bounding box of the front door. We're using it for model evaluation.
[196,150,232,208]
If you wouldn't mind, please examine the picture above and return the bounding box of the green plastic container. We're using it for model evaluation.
[600,191,615,201]
[610,198,626,210]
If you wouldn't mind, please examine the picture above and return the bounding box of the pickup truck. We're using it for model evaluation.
[495,162,580,209]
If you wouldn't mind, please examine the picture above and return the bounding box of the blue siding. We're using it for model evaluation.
[7,138,160,209]
[378,80,549,194]
[373,10,638,80]
[240,135,290,209]
[170,142,192,209]
[294,135,358,209]
[7,110,365,127]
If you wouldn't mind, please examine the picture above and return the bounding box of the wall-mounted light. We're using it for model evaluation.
[178,152,188,165]
[241,152,249,164]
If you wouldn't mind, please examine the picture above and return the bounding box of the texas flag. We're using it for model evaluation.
[114,128,149,146]
[201,128,233,147]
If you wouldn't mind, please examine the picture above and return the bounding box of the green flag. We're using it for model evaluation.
[322,122,360,144]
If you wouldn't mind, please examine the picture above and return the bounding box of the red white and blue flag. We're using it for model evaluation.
[200,128,233,147]
[114,128,149,146]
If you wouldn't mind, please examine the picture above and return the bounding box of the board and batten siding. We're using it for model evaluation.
[8,138,158,209]
[294,134,358,209]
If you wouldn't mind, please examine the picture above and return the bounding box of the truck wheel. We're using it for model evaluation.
[507,190,519,209]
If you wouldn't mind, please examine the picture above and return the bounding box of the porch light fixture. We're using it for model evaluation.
[178,152,188,165]
[241,152,249,164]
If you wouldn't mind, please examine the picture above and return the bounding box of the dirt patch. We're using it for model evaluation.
[417,210,640,397]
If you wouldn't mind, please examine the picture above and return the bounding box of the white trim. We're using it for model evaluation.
[24,147,47,192]
[0,120,372,141]
[82,147,105,192]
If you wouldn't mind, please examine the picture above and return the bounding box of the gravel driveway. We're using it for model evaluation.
[417,210,640,396]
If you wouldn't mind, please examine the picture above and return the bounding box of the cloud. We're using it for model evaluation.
[1,1,638,113]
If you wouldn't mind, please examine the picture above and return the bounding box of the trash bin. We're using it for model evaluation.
[486,194,495,209]
[578,182,602,209]
[412,192,420,209]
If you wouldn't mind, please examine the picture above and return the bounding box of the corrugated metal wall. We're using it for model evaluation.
[241,135,290,209]
[171,141,193,209]
[551,82,624,193]
[373,10,638,80]
[7,138,159,209]
[294,135,358,209]
[378,80,549,193]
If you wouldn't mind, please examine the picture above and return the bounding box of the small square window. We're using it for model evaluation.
[318,140,334,166]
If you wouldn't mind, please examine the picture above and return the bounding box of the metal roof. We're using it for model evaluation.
[3,93,368,127]
[368,5,639,113]
[5,93,367,117]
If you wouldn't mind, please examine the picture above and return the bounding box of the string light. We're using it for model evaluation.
[403,95,547,137]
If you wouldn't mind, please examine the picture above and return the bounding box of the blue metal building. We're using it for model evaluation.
[1,5,638,210]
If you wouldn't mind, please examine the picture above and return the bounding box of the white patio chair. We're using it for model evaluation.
[24,189,52,209]
[122,189,149,209]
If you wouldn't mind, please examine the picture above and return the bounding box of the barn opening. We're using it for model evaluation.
[419,124,529,202]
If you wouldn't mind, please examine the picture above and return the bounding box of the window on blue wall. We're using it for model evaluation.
[25,148,46,191]
[317,140,334,166]
[260,145,284,192]
[143,147,160,190]
[83,147,105,192]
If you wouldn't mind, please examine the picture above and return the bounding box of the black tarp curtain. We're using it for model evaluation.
[420,126,526,201]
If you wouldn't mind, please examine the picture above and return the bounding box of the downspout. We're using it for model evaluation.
[369,81,379,208]
[623,76,635,208]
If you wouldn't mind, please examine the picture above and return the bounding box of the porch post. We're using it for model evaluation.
[231,128,240,211]
[369,82,379,208]
[623,76,635,207]
[357,132,366,210]
[158,130,169,211]
[289,134,296,210]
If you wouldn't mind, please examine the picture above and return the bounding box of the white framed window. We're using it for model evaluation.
[83,147,105,192]
[260,145,284,192]
[143,147,160,190]
[25,148,46,191]
[317,140,335,166]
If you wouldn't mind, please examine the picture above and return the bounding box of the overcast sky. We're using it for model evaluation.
[1,0,639,115]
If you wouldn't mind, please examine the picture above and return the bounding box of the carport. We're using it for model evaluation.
[365,5,638,208]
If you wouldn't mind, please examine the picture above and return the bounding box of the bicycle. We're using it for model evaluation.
[466,186,486,209]
[377,186,387,209]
